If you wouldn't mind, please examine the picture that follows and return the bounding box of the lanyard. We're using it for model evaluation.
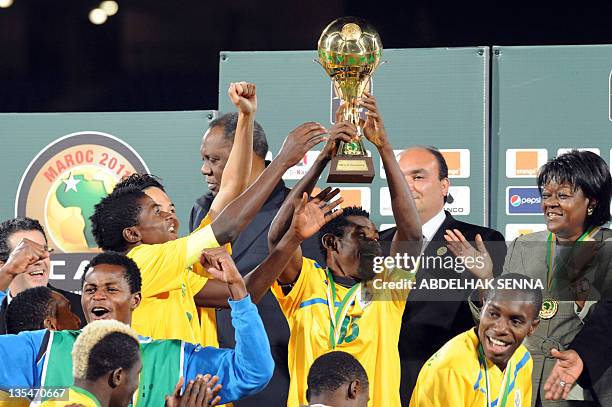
[325,269,361,349]
[546,226,598,289]
[477,343,513,407]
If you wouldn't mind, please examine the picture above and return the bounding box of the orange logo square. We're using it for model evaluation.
[441,151,461,176]
[515,151,538,176]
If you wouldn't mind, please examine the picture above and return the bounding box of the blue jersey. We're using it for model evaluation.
[0,295,274,406]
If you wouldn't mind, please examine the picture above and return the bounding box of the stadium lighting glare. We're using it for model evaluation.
[89,8,107,25]
[100,0,118,16]
[0,0,14,9]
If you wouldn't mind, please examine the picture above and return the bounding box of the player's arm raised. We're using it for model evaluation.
[195,190,343,307]
[207,82,255,220]
[359,93,422,257]
[0,238,50,291]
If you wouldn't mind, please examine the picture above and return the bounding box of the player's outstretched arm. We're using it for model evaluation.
[181,122,327,266]
[209,122,327,246]
[207,82,255,221]
[195,190,343,307]
[359,93,422,257]
[248,190,343,301]
[182,296,274,403]
[267,117,352,249]
[0,330,47,388]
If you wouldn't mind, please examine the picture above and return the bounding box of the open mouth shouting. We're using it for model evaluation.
[89,306,112,320]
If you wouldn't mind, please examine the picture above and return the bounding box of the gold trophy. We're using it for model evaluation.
[317,17,382,183]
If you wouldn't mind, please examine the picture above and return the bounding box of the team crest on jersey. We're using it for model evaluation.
[514,389,521,407]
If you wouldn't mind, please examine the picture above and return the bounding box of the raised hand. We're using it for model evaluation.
[444,230,494,280]
[199,247,247,300]
[544,349,583,400]
[358,92,389,149]
[320,121,356,160]
[2,238,50,276]
[228,82,257,114]
[276,122,328,167]
[165,375,222,407]
[290,188,344,242]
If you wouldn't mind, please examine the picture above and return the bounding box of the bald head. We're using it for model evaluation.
[398,147,450,223]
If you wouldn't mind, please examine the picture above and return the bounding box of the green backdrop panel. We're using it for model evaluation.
[218,48,490,229]
[0,111,216,290]
[491,45,612,240]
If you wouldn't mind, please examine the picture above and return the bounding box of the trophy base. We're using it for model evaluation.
[327,156,375,184]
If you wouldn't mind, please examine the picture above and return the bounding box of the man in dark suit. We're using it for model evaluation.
[379,147,506,406]
[190,114,323,406]
[0,217,85,334]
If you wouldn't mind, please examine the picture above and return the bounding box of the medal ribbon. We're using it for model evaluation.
[325,269,361,349]
[477,342,513,407]
[546,226,598,289]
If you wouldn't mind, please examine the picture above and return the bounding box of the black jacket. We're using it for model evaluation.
[0,284,85,334]
[189,180,323,407]
[380,211,506,405]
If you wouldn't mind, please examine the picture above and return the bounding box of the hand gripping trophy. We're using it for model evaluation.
[317,17,382,183]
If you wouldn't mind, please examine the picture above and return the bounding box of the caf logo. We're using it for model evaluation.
[15,132,149,253]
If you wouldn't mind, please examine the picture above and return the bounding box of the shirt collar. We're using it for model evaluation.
[6,290,14,305]
[421,209,446,243]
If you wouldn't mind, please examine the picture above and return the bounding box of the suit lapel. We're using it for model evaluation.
[424,211,458,258]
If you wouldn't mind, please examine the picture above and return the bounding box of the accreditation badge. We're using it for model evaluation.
[539,298,558,319]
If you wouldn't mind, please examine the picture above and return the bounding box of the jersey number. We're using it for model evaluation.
[338,316,361,344]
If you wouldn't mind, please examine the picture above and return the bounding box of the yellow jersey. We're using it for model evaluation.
[128,224,219,344]
[410,328,533,407]
[0,390,29,407]
[191,213,232,348]
[271,257,409,407]
[40,386,101,407]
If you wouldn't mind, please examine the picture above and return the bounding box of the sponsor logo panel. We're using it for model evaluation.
[505,149,547,178]
[506,186,543,215]
[444,186,470,216]
[283,151,321,180]
[440,149,470,178]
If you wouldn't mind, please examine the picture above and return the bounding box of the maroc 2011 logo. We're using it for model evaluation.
[15,132,149,254]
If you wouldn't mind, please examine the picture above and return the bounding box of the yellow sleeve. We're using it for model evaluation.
[409,367,468,407]
[386,266,415,307]
[127,225,218,297]
[185,224,222,265]
[187,268,209,294]
[191,213,231,279]
[271,257,316,319]
[128,238,188,296]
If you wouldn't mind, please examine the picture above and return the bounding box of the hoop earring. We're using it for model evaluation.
[587,207,594,216]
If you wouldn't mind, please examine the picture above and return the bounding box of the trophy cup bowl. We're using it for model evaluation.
[318,16,382,183]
